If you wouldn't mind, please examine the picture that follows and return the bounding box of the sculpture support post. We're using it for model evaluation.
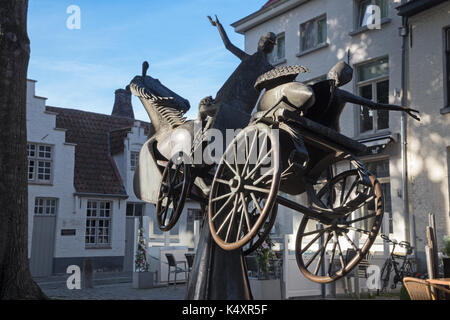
[186,214,252,300]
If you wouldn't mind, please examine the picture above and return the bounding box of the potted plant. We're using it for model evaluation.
[132,227,155,289]
[249,235,282,300]
[442,235,450,277]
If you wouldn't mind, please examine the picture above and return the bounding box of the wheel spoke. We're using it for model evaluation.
[313,232,332,275]
[233,141,239,175]
[306,231,330,269]
[240,193,252,233]
[221,196,240,241]
[249,192,263,215]
[300,226,332,238]
[243,131,258,177]
[342,177,359,205]
[236,203,245,242]
[174,182,183,190]
[342,231,360,252]
[215,178,230,185]
[212,193,236,222]
[243,184,270,194]
[339,176,347,206]
[334,232,346,271]
[253,167,274,186]
[299,228,327,255]
[223,159,239,177]
[328,240,338,276]
[245,149,273,180]
[211,192,234,203]
[341,213,377,226]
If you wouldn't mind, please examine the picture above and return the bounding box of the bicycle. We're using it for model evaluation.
[378,238,416,294]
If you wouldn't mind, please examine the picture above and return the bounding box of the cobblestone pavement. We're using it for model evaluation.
[42,282,187,300]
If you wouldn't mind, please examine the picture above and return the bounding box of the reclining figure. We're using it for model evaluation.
[254,61,420,169]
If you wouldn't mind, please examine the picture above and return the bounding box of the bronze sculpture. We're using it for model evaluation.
[131,15,420,298]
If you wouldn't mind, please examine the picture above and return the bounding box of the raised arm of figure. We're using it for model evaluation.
[207,15,247,61]
[336,88,420,121]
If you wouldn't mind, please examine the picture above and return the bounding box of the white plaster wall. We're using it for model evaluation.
[406,2,450,252]
[26,80,76,259]
[55,197,125,258]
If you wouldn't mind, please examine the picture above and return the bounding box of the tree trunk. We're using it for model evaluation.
[0,0,46,299]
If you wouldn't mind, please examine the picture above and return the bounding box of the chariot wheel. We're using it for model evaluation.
[208,123,281,251]
[243,204,278,256]
[156,152,191,232]
[295,172,384,283]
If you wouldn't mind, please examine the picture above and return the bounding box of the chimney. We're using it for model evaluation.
[112,86,134,118]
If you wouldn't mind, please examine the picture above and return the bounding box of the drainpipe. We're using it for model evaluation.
[400,16,417,256]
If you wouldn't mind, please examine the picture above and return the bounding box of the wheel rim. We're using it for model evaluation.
[295,173,384,283]
[208,123,280,251]
[156,153,190,231]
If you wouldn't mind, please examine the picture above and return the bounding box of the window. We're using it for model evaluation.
[445,28,450,108]
[34,198,58,216]
[27,143,53,183]
[357,58,389,134]
[126,202,144,217]
[269,33,285,64]
[365,159,392,233]
[357,0,388,30]
[130,151,139,171]
[186,208,203,235]
[300,15,327,52]
[85,200,112,247]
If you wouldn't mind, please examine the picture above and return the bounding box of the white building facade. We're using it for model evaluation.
[27,80,201,276]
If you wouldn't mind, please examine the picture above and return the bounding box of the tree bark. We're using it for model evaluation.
[0,0,46,299]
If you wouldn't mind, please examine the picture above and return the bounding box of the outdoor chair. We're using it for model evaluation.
[403,277,436,300]
[342,249,373,295]
[165,253,188,286]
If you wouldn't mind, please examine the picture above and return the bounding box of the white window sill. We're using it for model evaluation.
[296,43,329,58]
[28,181,53,186]
[349,18,391,37]
[85,245,112,250]
[355,130,393,141]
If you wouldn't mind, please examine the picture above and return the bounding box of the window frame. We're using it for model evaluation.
[354,0,389,31]
[355,57,390,136]
[443,26,450,113]
[27,142,54,184]
[299,14,328,54]
[130,151,139,171]
[269,32,286,65]
[126,202,144,217]
[85,200,113,248]
[34,197,58,216]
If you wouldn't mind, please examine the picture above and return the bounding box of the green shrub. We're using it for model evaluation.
[400,284,410,300]
[443,235,450,257]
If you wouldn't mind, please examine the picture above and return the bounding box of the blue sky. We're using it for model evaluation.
[28,0,266,121]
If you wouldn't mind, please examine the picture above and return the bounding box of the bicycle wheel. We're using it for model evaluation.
[378,260,391,294]
[403,259,416,277]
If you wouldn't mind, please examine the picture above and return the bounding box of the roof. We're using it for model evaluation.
[396,0,448,17]
[232,0,307,34]
[46,106,153,196]
[262,0,281,8]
